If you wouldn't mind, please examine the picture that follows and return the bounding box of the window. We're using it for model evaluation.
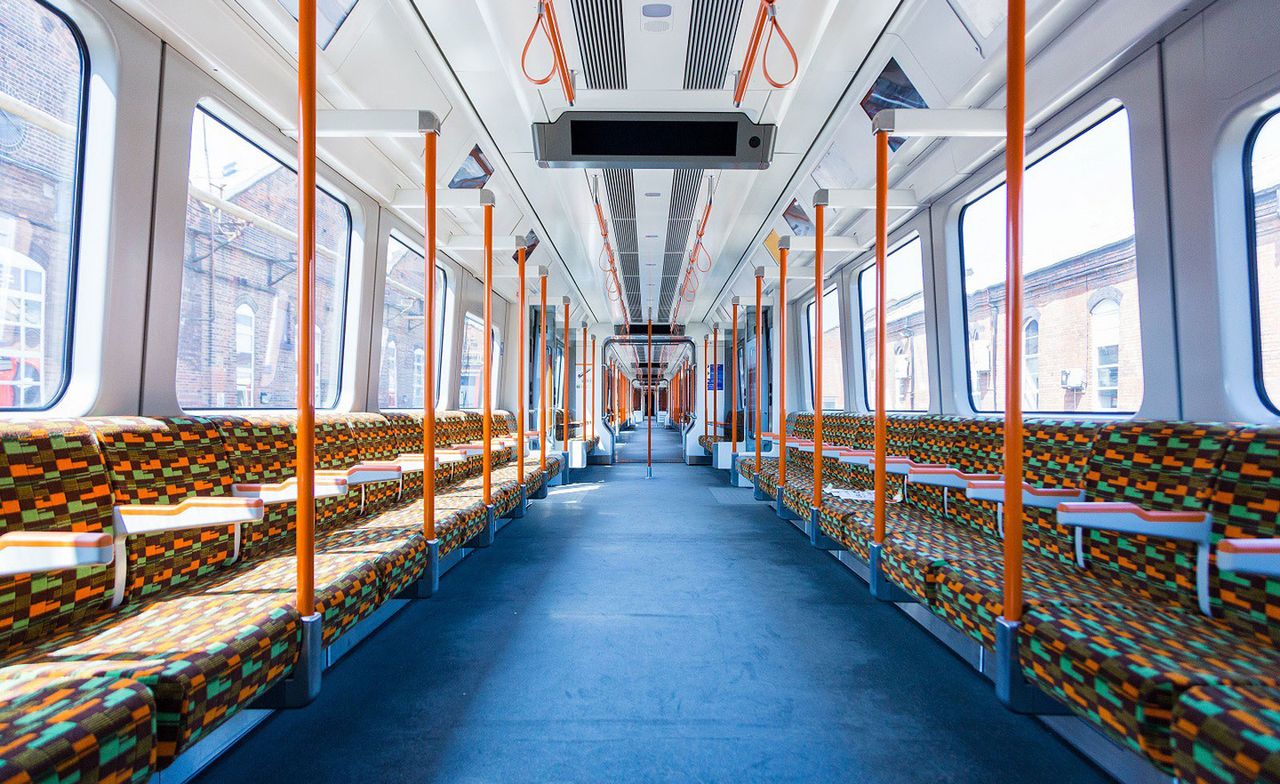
[275,0,359,49]
[457,313,484,409]
[1248,111,1280,410]
[858,236,930,411]
[379,233,447,409]
[412,348,424,405]
[1024,318,1040,409]
[806,288,845,410]
[178,107,351,409]
[234,304,256,406]
[960,108,1143,413]
[0,0,86,410]
[383,337,398,406]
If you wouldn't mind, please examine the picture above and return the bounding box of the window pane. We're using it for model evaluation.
[960,109,1143,413]
[458,313,484,409]
[275,0,359,49]
[379,233,446,409]
[859,237,931,411]
[1251,112,1280,409]
[178,108,351,409]
[0,0,85,410]
[807,288,845,410]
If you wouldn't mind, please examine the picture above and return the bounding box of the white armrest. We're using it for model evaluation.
[1216,539,1280,578]
[1056,502,1213,543]
[232,476,348,503]
[0,531,114,577]
[317,461,402,486]
[965,480,1085,509]
[907,466,1003,490]
[113,497,264,537]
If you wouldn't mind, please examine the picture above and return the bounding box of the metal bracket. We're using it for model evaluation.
[809,507,844,551]
[869,543,918,603]
[995,618,1071,715]
[254,613,323,709]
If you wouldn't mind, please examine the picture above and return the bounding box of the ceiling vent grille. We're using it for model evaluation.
[603,168,640,318]
[683,0,744,90]
[658,169,703,319]
[571,0,628,90]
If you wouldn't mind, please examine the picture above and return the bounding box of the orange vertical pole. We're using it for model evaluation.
[539,273,548,472]
[481,204,493,507]
[1003,0,1028,624]
[591,337,597,442]
[812,204,825,510]
[779,247,788,485]
[647,316,653,474]
[517,245,527,486]
[731,301,739,449]
[563,298,571,446]
[755,270,763,470]
[712,327,719,440]
[294,0,316,618]
[422,130,438,542]
[732,0,770,107]
[581,324,588,442]
[703,336,709,439]
[874,131,890,545]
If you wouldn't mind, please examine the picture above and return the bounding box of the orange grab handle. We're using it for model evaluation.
[761,5,798,89]
[522,8,557,85]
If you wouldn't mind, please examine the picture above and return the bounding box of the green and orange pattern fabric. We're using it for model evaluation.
[1174,684,1280,784]
[0,675,155,784]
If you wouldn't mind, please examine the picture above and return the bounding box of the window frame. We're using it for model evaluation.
[177,104,354,411]
[956,106,1141,415]
[1245,107,1280,414]
[856,234,930,413]
[0,0,91,412]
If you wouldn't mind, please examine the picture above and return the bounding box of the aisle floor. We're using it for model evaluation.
[615,422,685,463]
[196,464,1109,784]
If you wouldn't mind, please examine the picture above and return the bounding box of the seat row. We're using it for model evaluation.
[733,412,1280,783]
[0,409,560,783]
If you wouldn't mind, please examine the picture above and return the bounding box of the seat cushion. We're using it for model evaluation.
[315,514,428,604]
[0,675,155,784]
[932,554,1180,648]
[1020,601,1280,771]
[0,592,300,766]
[1173,684,1280,784]
[878,513,1003,603]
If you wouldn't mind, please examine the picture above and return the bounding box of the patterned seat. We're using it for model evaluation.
[1173,684,1280,784]
[0,675,155,784]
[1017,425,1280,772]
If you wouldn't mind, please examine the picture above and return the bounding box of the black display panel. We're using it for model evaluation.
[570,119,739,158]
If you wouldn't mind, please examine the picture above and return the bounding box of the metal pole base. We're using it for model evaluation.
[530,480,549,499]
[645,465,653,480]
[995,618,1071,714]
[809,507,843,551]
[400,539,441,599]
[753,476,770,501]
[254,613,323,709]
[776,488,801,521]
[869,543,918,603]
[557,451,571,485]
[510,486,527,519]
[467,506,497,549]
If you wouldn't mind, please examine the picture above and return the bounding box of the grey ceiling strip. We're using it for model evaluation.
[659,168,703,320]
[683,0,744,90]
[603,168,640,318]
[571,0,627,90]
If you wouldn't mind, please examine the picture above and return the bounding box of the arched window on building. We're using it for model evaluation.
[412,348,425,408]
[1090,299,1121,410]
[1024,318,1040,409]
[385,339,398,407]
[234,303,255,407]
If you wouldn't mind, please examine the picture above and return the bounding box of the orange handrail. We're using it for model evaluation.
[522,0,575,106]
[1003,0,1028,624]
[778,246,788,485]
[422,124,438,543]
[873,131,889,544]
[516,245,527,486]
[581,324,587,442]
[539,272,548,472]
[733,0,797,106]
[295,0,317,618]
[812,204,825,510]
[647,316,653,470]
[731,301,739,447]
[703,336,709,439]
[712,327,719,439]
[563,298,571,446]
[755,269,763,470]
[591,336,597,442]
[482,203,494,507]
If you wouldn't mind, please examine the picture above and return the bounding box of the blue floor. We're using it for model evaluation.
[196,464,1110,783]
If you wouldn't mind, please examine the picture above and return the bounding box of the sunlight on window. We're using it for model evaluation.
[807,288,845,411]
[379,233,446,409]
[1250,112,1280,410]
[859,237,930,411]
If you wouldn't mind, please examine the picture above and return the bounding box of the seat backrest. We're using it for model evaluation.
[1017,419,1103,563]
[1206,428,1280,639]
[1081,420,1235,603]
[213,414,296,557]
[948,417,1004,537]
[86,416,237,603]
[0,421,117,656]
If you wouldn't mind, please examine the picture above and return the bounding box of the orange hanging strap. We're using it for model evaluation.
[521,4,557,85]
[761,3,798,89]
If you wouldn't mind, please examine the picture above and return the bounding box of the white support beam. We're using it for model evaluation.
[444,234,526,252]
[815,188,918,210]
[282,110,442,138]
[871,109,1006,138]
[777,235,867,253]
[391,188,497,209]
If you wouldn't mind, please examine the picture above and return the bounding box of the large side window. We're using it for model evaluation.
[457,312,484,409]
[1248,111,1280,410]
[806,287,846,411]
[858,236,931,411]
[178,107,352,409]
[379,232,446,409]
[960,108,1143,413]
[0,0,86,410]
